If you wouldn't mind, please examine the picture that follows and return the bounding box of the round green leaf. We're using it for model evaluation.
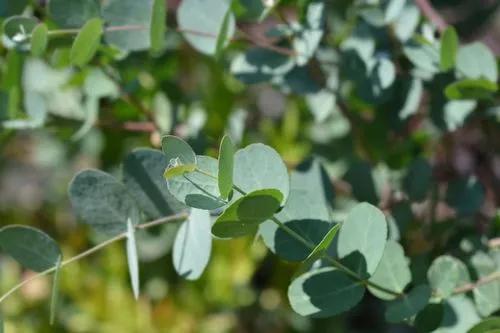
[70,18,103,67]
[161,135,196,166]
[212,189,283,238]
[30,23,48,57]
[288,267,365,318]
[0,225,61,272]
[2,16,38,50]
[456,42,498,82]
[102,0,153,51]
[337,202,388,278]
[368,240,411,300]
[48,0,100,28]
[177,0,236,55]
[173,208,212,280]
[385,284,431,323]
[68,169,140,236]
[428,255,470,299]
[436,295,480,333]
[234,143,289,205]
[167,155,225,210]
[218,135,235,199]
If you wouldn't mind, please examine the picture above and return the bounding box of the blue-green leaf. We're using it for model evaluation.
[385,284,431,323]
[337,203,388,278]
[126,218,140,299]
[173,209,212,280]
[0,225,61,272]
[177,0,235,55]
[288,267,365,318]
[68,169,140,236]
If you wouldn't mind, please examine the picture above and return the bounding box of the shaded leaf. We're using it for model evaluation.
[288,267,365,318]
[403,157,432,202]
[0,225,61,272]
[212,189,283,238]
[68,169,140,236]
[368,240,411,300]
[445,79,498,100]
[385,284,431,323]
[446,177,484,216]
[415,303,444,333]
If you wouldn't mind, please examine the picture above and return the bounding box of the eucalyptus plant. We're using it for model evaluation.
[0,0,499,332]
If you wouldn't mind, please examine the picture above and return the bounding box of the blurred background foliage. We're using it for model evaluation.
[0,0,499,332]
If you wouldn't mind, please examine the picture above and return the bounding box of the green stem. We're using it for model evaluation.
[0,212,188,304]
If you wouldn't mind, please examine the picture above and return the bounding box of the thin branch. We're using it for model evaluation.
[415,0,448,33]
[0,212,188,304]
[454,271,500,294]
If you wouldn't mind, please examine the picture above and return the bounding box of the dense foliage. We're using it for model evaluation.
[0,0,499,332]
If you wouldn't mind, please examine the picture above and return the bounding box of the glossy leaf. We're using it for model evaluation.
[69,169,140,236]
[218,135,235,199]
[368,240,411,300]
[173,209,212,280]
[70,18,103,67]
[385,284,431,323]
[30,23,48,57]
[288,267,365,318]
[212,189,283,238]
[440,27,458,71]
[0,225,61,272]
[337,203,388,278]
